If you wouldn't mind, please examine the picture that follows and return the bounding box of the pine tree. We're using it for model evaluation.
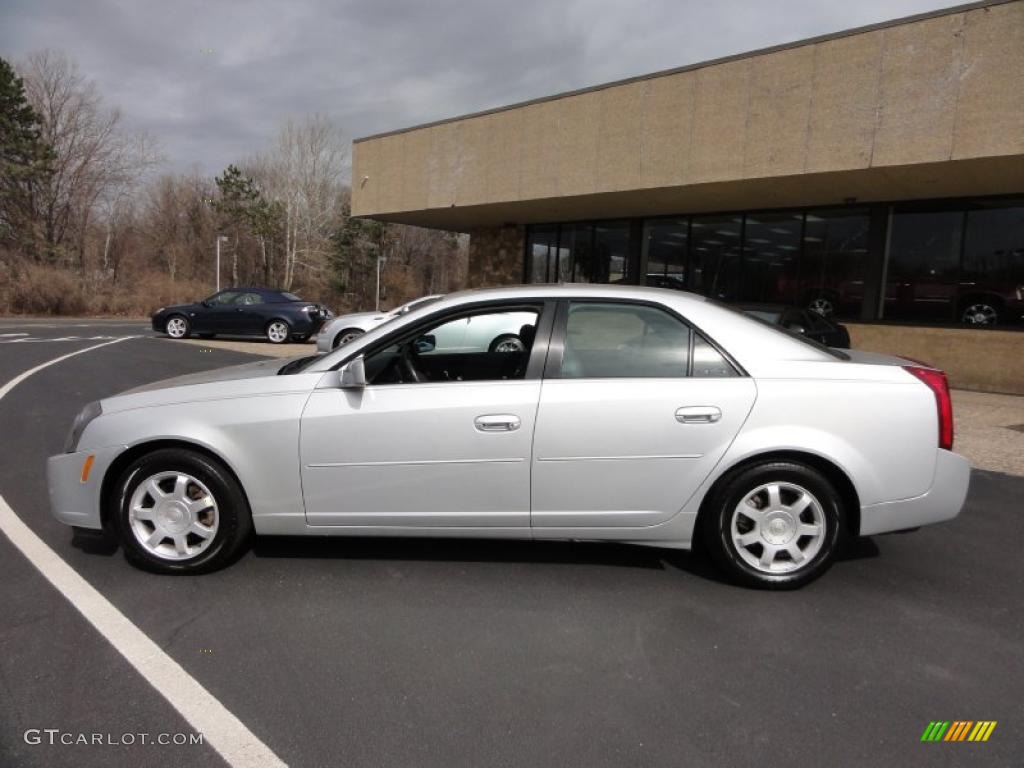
[0,56,52,258]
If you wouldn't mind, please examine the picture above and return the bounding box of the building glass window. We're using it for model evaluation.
[593,221,631,283]
[741,213,802,303]
[960,202,1024,326]
[883,210,964,323]
[563,223,594,283]
[690,215,741,301]
[642,218,688,290]
[527,225,558,283]
[800,209,870,319]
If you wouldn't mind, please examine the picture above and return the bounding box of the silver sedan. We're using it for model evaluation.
[48,284,969,588]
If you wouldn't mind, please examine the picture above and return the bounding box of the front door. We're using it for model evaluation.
[531,301,756,529]
[300,302,549,528]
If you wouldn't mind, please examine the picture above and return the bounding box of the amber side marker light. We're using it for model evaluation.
[80,455,95,483]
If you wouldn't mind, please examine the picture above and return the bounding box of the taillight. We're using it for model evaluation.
[903,366,953,451]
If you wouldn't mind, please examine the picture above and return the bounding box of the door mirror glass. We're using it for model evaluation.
[414,334,436,354]
[339,357,367,389]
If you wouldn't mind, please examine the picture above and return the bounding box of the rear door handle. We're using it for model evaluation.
[474,414,521,432]
[675,406,722,424]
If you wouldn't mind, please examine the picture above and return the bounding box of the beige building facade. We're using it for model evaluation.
[352,0,1024,393]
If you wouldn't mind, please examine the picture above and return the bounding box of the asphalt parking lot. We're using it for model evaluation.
[0,319,1021,768]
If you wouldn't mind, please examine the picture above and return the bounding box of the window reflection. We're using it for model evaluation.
[594,221,631,283]
[961,203,1024,326]
[884,210,963,322]
[642,218,688,290]
[690,216,741,301]
[741,213,802,303]
[800,209,870,319]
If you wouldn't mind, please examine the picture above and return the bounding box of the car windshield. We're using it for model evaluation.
[394,295,443,315]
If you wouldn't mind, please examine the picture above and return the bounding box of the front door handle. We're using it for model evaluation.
[675,406,722,424]
[474,414,521,432]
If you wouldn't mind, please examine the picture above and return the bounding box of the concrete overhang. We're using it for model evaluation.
[351,0,1024,231]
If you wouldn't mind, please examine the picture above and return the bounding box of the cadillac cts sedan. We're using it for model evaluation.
[316,294,443,351]
[50,285,970,588]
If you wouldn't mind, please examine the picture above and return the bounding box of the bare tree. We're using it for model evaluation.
[20,50,160,269]
[255,115,348,289]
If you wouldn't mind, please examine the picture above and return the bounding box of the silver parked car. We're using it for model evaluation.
[316,294,444,351]
[49,285,969,588]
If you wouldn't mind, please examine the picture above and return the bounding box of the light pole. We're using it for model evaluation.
[375,253,386,311]
[215,235,229,292]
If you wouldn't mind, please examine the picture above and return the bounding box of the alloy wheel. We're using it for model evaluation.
[166,317,188,338]
[493,337,525,353]
[808,297,834,317]
[267,321,289,343]
[128,471,219,561]
[730,481,826,574]
[961,303,998,325]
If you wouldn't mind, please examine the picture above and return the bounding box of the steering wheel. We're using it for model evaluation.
[398,345,426,383]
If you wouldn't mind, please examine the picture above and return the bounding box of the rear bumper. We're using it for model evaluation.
[46,446,122,530]
[859,449,970,536]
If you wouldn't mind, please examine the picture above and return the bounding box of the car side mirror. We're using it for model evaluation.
[414,334,436,354]
[338,357,367,389]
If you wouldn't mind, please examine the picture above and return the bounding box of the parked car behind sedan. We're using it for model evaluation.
[738,304,851,348]
[53,284,968,588]
[152,288,332,344]
[316,294,443,351]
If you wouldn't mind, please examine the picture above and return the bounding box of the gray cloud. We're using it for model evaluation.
[0,0,962,177]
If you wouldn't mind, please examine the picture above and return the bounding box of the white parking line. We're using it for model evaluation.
[0,339,285,768]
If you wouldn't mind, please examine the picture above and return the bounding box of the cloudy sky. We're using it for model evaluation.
[1,0,962,177]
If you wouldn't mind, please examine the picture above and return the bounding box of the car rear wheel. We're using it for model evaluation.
[701,460,843,589]
[165,315,190,339]
[333,328,364,348]
[266,320,291,344]
[113,448,252,574]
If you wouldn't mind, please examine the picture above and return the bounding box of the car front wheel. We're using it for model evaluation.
[165,315,190,339]
[701,460,843,589]
[113,448,253,574]
[266,320,291,344]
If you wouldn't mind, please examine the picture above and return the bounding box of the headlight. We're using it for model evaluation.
[64,400,102,453]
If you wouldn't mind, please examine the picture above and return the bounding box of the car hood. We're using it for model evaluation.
[102,356,320,413]
[154,303,196,315]
[328,310,389,325]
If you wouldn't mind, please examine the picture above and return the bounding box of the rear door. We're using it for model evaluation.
[531,300,756,529]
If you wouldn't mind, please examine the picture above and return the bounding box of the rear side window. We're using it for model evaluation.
[560,303,692,378]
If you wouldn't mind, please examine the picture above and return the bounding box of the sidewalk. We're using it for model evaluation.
[952,390,1024,477]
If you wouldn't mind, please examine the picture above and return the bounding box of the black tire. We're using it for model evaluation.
[332,328,364,349]
[700,460,843,589]
[265,319,291,344]
[488,333,524,353]
[164,315,191,339]
[113,448,253,574]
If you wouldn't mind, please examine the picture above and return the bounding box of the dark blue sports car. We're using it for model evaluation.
[152,288,333,344]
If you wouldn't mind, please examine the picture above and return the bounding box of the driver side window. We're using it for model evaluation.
[364,306,541,385]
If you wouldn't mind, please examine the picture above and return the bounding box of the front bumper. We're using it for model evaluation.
[859,449,970,536]
[46,446,123,530]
